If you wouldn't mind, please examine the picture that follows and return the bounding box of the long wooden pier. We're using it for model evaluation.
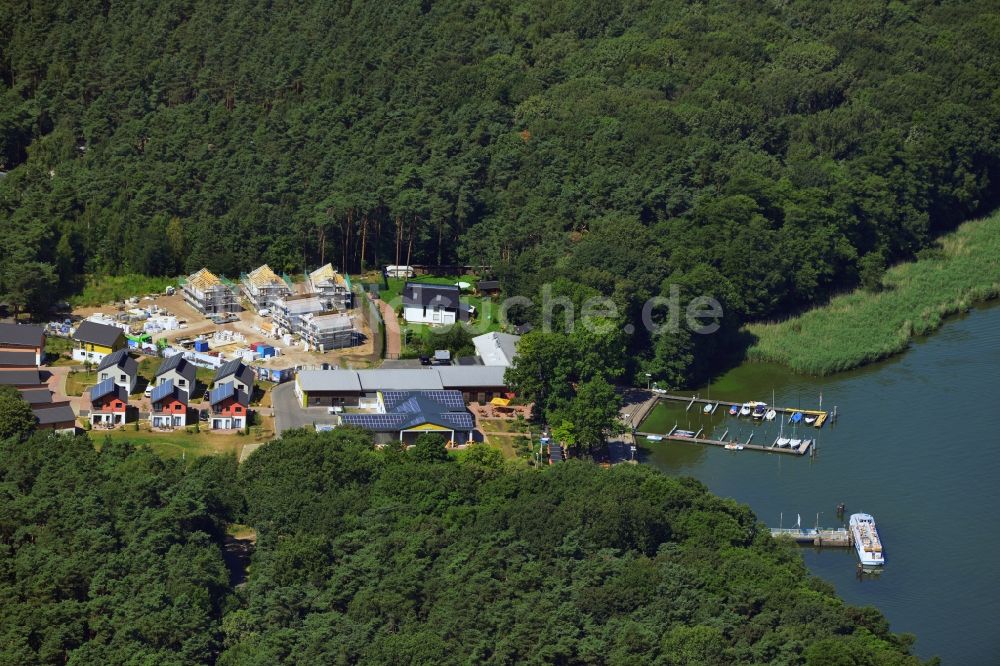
[638,431,812,456]
[770,527,852,547]
[655,393,830,428]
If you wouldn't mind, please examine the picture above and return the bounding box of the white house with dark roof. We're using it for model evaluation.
[213,358,254,395]
[154,354,197,399]
[294,366,509,408]
[96,349,138,394]
[402,282,472,325]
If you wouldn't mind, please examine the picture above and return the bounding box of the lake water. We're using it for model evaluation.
[639,302,1000,664]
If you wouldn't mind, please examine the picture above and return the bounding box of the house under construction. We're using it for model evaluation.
[182,268,241,315]
[299,312,361,350]
[272,293,325,333]
[308,264,353,310]
[241,264,292,311]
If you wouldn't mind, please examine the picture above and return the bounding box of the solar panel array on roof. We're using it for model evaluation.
[90,378,118,402]
[209,381,235,405]
[381,390,465,411]
[150,379,175,404]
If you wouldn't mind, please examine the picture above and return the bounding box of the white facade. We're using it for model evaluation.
[403,304,457,325]
[151,414,188,428]
[210,415,245,430]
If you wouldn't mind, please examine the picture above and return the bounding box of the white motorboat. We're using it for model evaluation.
[765,409,777,421]
[739,403,752,416]
[752,403,767,419]
[804,414,818,425]
[850,513,885,567]
[776,437,791,448]
[724,443,743,451]
[703,403,713,414]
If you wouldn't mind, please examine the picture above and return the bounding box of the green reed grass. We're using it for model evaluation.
[746,210,1000,375]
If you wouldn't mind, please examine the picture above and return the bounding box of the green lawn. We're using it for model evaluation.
[65,370,98,396]
[746,209,1000,375]
[44,336,74,364]
[88,425,274,459]
[69,274,179,307]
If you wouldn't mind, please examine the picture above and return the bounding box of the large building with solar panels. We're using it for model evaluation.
[295,366,509,408]
[339,390,475,445]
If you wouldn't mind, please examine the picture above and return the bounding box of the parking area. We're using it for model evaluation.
[271,382,342,434]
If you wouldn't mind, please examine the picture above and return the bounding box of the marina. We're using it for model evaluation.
[640,425,813,456]
[663,393,832,428]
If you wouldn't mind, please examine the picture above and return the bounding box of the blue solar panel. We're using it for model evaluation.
[150,379,175,403]
[90,378,117,401]
[382,390,465,410]
[209,381,235,405]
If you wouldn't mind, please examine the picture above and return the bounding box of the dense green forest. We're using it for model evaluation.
[1,431,926,664]
[2,0,999,386]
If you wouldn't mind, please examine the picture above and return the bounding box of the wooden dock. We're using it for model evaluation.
[655,393,830,428]
[770,527,852,547]
[638,431,811,456]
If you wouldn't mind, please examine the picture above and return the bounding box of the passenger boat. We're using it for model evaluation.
[752,403,767,419]
[739,403,752,417]
[703,403,713,414]
[790,411,803,424]
[646,434,663,441]
[765,409,777,421]
[728,405,739,416]
[849,513,885,567]
[674,429,696,438]
[724,443,743,451]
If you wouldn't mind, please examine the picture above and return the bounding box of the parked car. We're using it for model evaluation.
[419,356,432,365]
[199,410,208,422]
[143,385,153,398]
[203,389,211,401]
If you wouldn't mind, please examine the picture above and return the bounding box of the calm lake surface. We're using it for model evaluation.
[639,302,1000,664]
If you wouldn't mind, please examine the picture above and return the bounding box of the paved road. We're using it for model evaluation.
[271,381,341,434]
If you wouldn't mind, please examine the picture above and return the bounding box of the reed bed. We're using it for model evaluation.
[746,211,1000,375]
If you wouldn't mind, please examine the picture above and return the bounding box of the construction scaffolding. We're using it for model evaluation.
[182,268,241,315]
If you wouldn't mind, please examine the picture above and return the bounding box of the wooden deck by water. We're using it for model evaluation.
[770,527,852,547]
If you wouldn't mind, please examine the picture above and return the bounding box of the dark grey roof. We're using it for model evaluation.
[19,388,53,404]
[72,321,124,347]
[33,404,76,426]
[0,369,42,385]
[213,358,254,387]
[403,282,461,309]
[96,349,138,376]
[477,280,500,291]
[210,381,249,407]
[156,354,196,384]
[0,323,44,348]
[0,351,37,367]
